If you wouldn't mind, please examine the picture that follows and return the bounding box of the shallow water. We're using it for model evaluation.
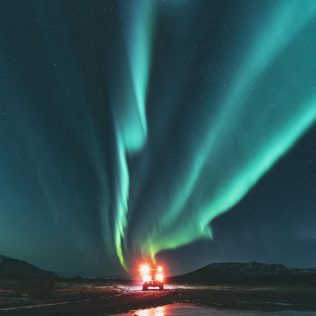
[113,303,316,316]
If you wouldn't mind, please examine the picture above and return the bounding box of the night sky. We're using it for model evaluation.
[0,0,316,277]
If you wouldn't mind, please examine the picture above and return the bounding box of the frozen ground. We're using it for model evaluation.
[1,282,316,315]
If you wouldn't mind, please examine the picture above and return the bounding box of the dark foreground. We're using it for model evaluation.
[1,282,316,315]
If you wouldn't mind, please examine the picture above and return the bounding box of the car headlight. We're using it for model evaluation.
[155,273,164,282]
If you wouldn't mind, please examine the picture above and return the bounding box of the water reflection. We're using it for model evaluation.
[114,303,316,316]
[135,305,165,316]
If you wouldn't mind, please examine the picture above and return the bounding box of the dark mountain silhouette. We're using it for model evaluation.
[0,254,56,279]
[169,262,316,285]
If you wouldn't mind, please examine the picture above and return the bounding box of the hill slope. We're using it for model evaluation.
[0,254,57,279]
[169,262,316,285]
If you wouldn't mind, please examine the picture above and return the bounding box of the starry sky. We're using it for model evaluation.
[0,0,316,277]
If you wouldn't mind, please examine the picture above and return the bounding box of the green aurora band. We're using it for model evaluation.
[111,0,158,267]
[110,1,316,268]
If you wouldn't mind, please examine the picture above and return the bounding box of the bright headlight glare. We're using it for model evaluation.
[140,264,150,274]
[155,273,164,282]
[142,274,151,282]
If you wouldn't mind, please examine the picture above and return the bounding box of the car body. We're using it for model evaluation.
[140,264,164,290]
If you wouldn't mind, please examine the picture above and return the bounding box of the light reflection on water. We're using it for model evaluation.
[132,305,165,316]
[113,303,316,316]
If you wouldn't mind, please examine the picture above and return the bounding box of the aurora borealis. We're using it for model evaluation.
[1,0,316,277]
